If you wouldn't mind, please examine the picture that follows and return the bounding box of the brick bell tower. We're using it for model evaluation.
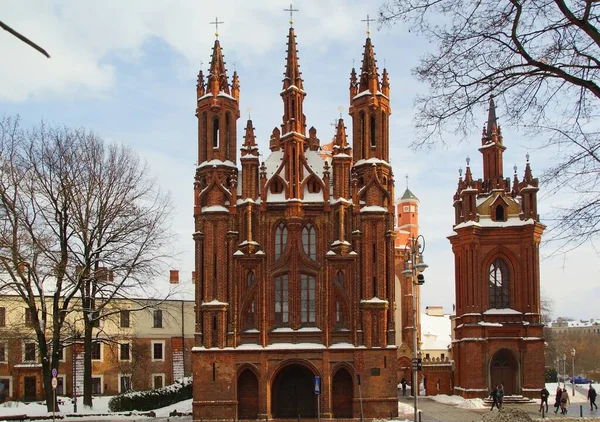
[449,97,545,399]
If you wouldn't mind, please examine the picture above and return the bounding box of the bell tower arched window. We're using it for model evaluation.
[213,117,220,148]
[247,270,255,287]
[489,258,510,308]
[225,112,231,159]
[274,223,288,261]
[300,274,316,326]
[370,114,376,147]
[302,223,316,260]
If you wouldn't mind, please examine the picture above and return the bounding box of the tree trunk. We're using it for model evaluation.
[38,333,60,412]
[83,321,93,407]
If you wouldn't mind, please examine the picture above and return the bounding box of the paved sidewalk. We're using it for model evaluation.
[398,395,600,422]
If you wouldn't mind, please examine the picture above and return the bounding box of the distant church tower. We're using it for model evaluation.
[449,97,545,398]
[192,18,399,421]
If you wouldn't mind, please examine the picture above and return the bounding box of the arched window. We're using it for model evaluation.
[302,223,316,260]
[360,111,366,157]
[336,271,344,287]
[370,114,376,147]
[225,112,231,160]
[300,274,316,326]
[495,205,505,222]
[246,301,255,329]
[247,270,255,287]
[306,178,321,194]
[335,300,346,329]
[275,274,289,325]
[202,112,208,160]
[213,117,220,148]
[274,223,288,260]
[270,177,284,194]
[489,258,510,308]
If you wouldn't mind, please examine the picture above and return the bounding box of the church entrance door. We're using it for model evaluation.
[490,349,518,395]
[238,369,259,419]
[271,363,316,418]
[331,368,353,418]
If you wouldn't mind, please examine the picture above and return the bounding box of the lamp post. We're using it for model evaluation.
[401,235,428,422]
[571,348,576,396]
[563,354,567,389]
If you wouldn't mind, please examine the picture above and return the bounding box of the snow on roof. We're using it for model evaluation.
[198,159,237,169]
[454,217,535,230]
[483,308,522,315]
[360,205,387,213]
[420,312,452,351]
[353,157,391,167]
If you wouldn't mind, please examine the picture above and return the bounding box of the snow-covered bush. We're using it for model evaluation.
[108,377,192,412]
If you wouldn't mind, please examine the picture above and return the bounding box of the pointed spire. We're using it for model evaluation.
[207,39,230,96]
[523,153,534,184]
[350,67,357,100]
[464,156,473,185]
[197,70,205,98]
[282,26,303,91]
[358,37,380,93]
[231,71,240,102]
[512,164,519,197]
[243,119,256,147]
[381,68,390,97]
[334,118,347,148]
[486,95,498,141]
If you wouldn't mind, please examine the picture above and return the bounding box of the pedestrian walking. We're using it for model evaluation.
[401,378,407,396]
[554,385,563,413]
[497,384,505,408]
[539,386,549,412]
[490,385,499,411]
[589,384,598,411]
[560,388,570,414]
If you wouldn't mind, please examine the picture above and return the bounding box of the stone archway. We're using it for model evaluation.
[237,368,259,419]
[490,349,518,395]
[331,368,353,418]
[271,363,317,418]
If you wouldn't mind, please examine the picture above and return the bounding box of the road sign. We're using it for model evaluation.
[51,377,58,390]
[314,376,321,395]
[51,368,57,377]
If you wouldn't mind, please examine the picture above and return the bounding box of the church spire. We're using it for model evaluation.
[280,24,306,135]
[206,38,230,96]
[358,37,380,94]
[485,95,498,143]
[282,26,303,91]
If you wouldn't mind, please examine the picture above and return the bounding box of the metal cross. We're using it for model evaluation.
[284,4,299,26]
[361,14,375,35]
[209,17,224,38]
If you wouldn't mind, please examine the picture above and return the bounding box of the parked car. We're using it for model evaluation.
[572,376,593,384]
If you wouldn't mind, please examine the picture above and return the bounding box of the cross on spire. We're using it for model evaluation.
[361,14,375,36]
[209,17,224,38]
[284,4,299,26]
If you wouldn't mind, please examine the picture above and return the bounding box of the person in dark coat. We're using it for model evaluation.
[401,378,407,396]
[539,386,550,412]
[497,384,505,408]
[490,385,499,410]
[554,385,563,413]
[589,384,598,411]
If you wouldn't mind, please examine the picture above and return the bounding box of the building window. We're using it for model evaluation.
[441,353,445,360]
[426,353,430,359]
[91,376,102,395]
[152,341,164,361]
[246,270,255,287]
[213,117,220,148]
[0,307,5,327]
[495,205,505,221]
[302,223,316,260]
[270,177,284,194]
[306,178,321,194]
[119,343,131,361]
[91,342,101,361]
[24,342,36,362]
[119,375,132,393]
[300,274,316,325]
[120,310,130,328]
[25,308,35,326]
[335,300,346,329]
[370,114,376,147]
[274,223,288,260]
[56,376,65,396]
[336,271,344,287]
[0,343,6,362]
[274,274,289,325]
[489,258,510,308]
[246,301,255,330]
[57,344,65,362]
[153,310,163,328]
[152,374,165,389]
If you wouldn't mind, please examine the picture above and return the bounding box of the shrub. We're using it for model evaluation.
[108,377,192,412]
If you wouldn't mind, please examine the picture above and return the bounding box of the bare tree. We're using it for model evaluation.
[0,20,50,58]
[0,117,174,410]
[379,0,600,250]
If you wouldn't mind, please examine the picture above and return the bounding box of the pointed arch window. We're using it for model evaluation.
[275,274,289,326]
[225,112,231,160]
[335,300,346,329]
[336,271,344,287]
[360,111,366,157]
[246,300,256,330]
[301,274,316,326]
[302,223,316,260]
[270,177,284,194]
[247,270,255,287]
[306,178,321,194]
[202,112,208,160]
[274,223,288,261]
[370,114,376,147]
[489,258,510,308]
[213,117,220,148]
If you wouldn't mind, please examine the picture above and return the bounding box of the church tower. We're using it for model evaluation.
[449,97,545,399]
[192,17,398,421]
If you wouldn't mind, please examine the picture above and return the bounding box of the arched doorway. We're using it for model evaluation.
[490,349,518,395]
[271,363,317,418]
[238,369,259,419]
[331,368,353,418]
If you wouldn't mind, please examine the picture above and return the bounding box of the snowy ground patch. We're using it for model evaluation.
[428,394,487,409]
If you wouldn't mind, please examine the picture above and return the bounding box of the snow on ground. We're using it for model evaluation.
[428,394,487,409]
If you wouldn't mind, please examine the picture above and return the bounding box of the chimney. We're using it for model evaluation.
[169,270,179,284]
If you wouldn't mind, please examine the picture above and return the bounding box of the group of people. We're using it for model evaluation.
[540,383,597,414]
[489,384,504,410]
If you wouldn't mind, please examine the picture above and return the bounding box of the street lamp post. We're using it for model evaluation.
[571,348,576,396]
[563,354,567,389]
[401,235,428,422]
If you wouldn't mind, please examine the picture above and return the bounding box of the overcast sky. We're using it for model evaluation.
[1,0,598,321]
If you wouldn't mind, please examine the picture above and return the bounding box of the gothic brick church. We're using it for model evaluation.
[449,98,546,398]
[191,25,405,420]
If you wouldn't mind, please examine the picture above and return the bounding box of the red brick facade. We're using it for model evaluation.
[193,29,399,420]
[449,98,546,399]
